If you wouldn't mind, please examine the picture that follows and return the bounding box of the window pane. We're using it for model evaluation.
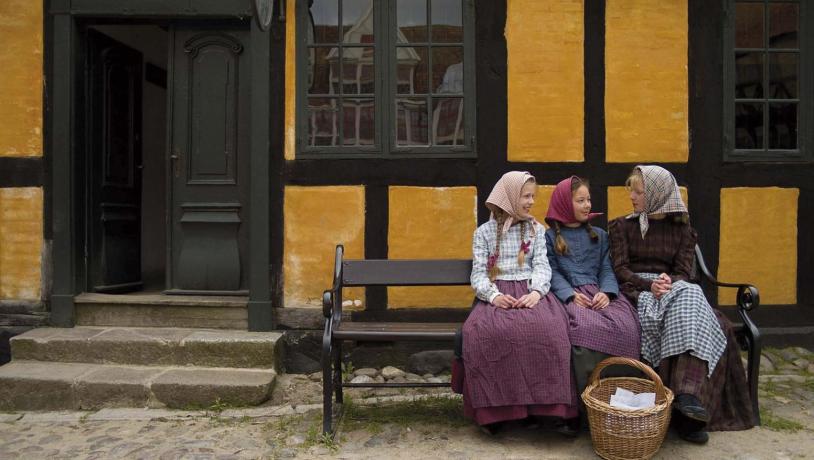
[769,103,797,149]
[431,0,463,43]
[735,52,763,99]
[342,47,375,94]
[308,47,339,95]
[342,0,373,43]
[735,102,764,149]
[432,47,463,94]
[342,98,375,145]
[308,98,339,146]
[396,98,429,146]
[310,0,339,44]
[397,47,428,94]
[398,0,428,43]
[769,3,798,49]
[769,52,798,99]
[432,97,464,145]
[735,2,764,49]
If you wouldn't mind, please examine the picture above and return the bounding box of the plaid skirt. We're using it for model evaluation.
[636,273,726,377]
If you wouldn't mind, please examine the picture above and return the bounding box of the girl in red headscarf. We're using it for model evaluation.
[452,171,578,435]
[544,176,641,401]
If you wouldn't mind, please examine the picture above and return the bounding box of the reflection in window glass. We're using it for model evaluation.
[431,0,463,43]
[310,0,339,44]
[735,3,763,48]
[735,103,764,149]
[398,0,427,43]
[769,52,798,99]
[308,47,337,95]
[396,98,429,146]
[343,98,375,145]
[432,97,464,145]
[308,97,339,146]
[432,47,463,94]
[769,103,797,149]
[342,0,373,43]
[396,47,428,94]
[769,3,798,48]
[735,52,763,99]
[341,47,375,94]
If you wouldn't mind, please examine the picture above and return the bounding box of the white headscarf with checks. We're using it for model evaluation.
[628,165,688,238]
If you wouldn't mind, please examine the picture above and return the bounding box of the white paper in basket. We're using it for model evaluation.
[608,387,656,410]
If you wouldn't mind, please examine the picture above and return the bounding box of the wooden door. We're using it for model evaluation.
[87,29,143,293]
[166,25,250,294]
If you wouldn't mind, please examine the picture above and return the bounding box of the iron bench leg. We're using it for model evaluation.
[322,320,333,435]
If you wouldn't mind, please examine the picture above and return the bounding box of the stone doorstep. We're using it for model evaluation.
[0,361,276,411]
[10,327,282,369]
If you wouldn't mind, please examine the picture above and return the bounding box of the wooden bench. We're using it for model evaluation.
[320,245,472,434]
[320,243,762,434]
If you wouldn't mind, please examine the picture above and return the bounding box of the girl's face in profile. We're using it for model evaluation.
[518,181,536,219]
[572,185,592,223]
[629,181,646,213]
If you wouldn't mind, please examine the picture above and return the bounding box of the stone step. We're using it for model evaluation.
[11,327,282,369]
[0,361,276,411]
[74,292,248,329]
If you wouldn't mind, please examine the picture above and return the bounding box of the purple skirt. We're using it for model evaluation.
[456,280,578,425]
[563,284,641,359]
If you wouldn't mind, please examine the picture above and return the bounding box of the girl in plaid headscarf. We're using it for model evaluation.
[451,171,579,435]
[608,166,755,444]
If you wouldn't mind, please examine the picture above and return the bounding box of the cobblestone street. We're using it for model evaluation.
[1,347,813,459]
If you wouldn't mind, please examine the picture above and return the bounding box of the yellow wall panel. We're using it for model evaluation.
[606,0,688,163]
[0,188,43,299]
[284,186,365,308]
[284,0,296,160]
[0,0,43,157]
[607,186,688,220]
[388,187,477,308]
[718,188,797,305]
[507,0,584,162]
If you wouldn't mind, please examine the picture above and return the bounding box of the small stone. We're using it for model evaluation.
[286,435,305,446]
[792,347,812,357]
[351,375,375,384]
[772,396,791,404]
[381,366,406,379]
[427,377,444,384]
[278,448,298,458]
[364,435,385,447]
[391,376,407,383]
[422,373,434,379]
[374,375,385,383]
[308,371,322,382]
[354,368,378,377]
[353,299,363,307]
[760,355,776,373]
[342,300,353,307]
[808,364,814,374]
[405,373,423,381]
[779,348,800,362]
[793,358,810,369]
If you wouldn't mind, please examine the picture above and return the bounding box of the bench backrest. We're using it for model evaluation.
[342,259,473,287]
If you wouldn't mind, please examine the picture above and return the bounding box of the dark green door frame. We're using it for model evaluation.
[47,0,274,330]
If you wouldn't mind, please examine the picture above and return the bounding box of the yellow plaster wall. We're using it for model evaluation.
[507,0,584,162]
[284,186,365,308]
[388,187,477,308]
[607,185,688,220]
[0,188,43,299]
[284,0,297,160]
[0,0,43,157]
[605,0,688,163]
[533,185,556,222]
[718,188,797,305]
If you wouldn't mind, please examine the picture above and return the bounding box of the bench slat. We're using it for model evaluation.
[334,321,459,341]
[342,260,472,286]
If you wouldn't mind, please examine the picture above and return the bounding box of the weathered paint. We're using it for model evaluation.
[605,0,688,163]
[0,0,42,157]
[0,188,43,299]
[507,0,584,162]
[284,0,296,160]
[607,185,688,221]
[388,187,477,308]
[283,186,365,308]
[718,188,797,306]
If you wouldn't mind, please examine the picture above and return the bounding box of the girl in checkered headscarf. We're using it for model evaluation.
[608,165,755,444]
[451,171,579,435]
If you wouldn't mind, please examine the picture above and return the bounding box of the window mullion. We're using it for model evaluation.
[378,0,390,156]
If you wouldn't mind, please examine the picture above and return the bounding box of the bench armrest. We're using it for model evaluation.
[323,245,345,320]
[694,244,760,312]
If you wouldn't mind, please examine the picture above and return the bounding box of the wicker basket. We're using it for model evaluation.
[581,357,674,460]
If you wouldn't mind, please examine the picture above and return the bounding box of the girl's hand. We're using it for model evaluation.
[492,294,517,309]
[650,276,671,299]
[591,292,610,310]
[573,292,592,308]
[513,291,541,309]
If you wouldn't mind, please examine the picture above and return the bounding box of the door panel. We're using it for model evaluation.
[167,26,250,294]
[87,29,143,293]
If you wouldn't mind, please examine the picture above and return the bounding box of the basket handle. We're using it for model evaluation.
[588,357,668,401]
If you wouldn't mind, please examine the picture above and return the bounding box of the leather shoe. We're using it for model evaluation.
[679,429,709,444]
[674,393,710,423]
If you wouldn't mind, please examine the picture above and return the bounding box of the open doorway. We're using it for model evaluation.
[84,24,168,293]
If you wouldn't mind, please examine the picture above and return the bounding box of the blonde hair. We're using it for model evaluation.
[488,209,530,282]
[625,169,644,191]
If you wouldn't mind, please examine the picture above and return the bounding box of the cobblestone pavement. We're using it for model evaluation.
[1,347,813,459]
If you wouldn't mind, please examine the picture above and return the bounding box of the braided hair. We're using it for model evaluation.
[488,210,529,281]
